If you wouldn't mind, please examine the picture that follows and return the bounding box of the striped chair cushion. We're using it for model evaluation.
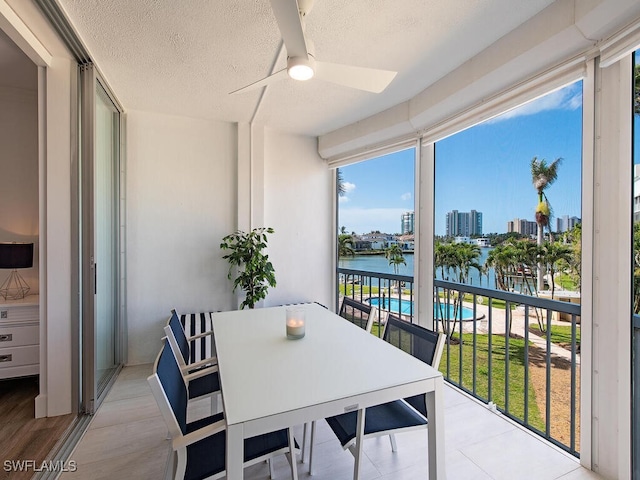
[179,312,215,364]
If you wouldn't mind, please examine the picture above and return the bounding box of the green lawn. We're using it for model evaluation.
[529,324,581,348]
[365,323,546,432]
[339,284,411,296]
[440,333,545,432]
[436,291,515,311]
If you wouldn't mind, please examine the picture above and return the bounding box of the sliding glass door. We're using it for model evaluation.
[80,65,123,413]
[94,82,119,391]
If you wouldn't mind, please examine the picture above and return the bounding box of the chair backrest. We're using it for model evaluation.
[148,340,188,437]
[382,314,444,368]
[165,310,191,370]
[178,311,215,362]
[382,314,445,417]
[339,297,378,332]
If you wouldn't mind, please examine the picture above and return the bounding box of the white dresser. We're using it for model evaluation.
[0,295,39,379]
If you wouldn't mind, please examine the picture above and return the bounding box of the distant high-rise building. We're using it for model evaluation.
[446,210,482,236]
[401,211,414,234]
[507,218,538,236]
[556,215,581,232]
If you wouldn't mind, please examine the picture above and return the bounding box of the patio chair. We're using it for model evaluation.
[165,309,217,373]
[148,340,299,480]
[308,314,444,478]
[177,309,216,364]
[164,310,221,412]
[338,297,382,333]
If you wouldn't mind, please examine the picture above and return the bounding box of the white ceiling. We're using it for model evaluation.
[56,0,556,137]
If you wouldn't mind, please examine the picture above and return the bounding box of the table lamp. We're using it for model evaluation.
[0,242,34,300]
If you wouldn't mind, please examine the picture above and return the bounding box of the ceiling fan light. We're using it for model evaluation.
[287,56,315,81]
[288,64,314,81]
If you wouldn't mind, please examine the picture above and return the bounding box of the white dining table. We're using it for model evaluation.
[211,302,446,479]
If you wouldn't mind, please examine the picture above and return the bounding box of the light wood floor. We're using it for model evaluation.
[60,364,603,480]
[0,376,75,480]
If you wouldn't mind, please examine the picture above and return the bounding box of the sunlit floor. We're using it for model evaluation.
[59,364,600,480]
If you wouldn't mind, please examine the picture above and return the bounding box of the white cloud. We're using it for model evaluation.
[338,196,350,203]
[401,192,412,201]
[487,85,582,124]
[343,182,356,193]
[339,207,407,235]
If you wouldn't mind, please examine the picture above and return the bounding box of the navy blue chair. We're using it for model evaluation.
[164,311,221,412]
[309,314,444,478]
[165,309,217,372]
[148,341,299,480]
[338,297,381,332]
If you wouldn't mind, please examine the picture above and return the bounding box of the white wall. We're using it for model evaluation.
[0,85,38,291]
[42,57,74,416]
[126,110,237,364]
[3,0,76,417]
[263,129,333,309]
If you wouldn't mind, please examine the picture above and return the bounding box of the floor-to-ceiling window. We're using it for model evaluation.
[432,81,583,455]
[335,147,416,323]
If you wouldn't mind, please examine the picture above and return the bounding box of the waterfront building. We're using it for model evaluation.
[557,215,582,233]
[507,218,538,236]
[446,210,482,236]
[401,211,414,234]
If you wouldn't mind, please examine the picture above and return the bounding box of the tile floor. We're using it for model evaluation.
[59,364,601,480]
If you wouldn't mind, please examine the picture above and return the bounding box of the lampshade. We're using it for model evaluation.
[0,243,34,269]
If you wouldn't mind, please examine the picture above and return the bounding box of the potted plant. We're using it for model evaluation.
[220,227,276,309]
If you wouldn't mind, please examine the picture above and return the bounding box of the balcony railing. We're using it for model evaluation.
[338,267,582,457]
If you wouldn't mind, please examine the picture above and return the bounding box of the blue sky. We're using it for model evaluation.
[339,81,584,235]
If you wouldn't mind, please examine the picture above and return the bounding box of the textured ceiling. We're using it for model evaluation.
[56,0,556,136]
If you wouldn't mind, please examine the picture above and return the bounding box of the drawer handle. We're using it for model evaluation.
[0,334,12,342]
[0,354,12,363]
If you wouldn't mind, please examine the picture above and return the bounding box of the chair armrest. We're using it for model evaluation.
[187,330,215,341]
[172,418,226,449]
[182,356,218,371]
[185,364,219,381]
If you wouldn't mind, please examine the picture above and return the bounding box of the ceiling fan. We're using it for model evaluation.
[230,0,397,95]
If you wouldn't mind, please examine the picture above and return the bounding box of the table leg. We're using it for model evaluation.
[426,378,446,479]
[353,408,365,480]
[226,423,244,479]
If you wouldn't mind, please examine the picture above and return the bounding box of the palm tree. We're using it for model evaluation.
[539,241,573,299]
[510,239,539,296]
[338,234,355,258]
[531,156,562,290]
[385,243,406,275]
[337,168,346,197]
[434,241,481,340]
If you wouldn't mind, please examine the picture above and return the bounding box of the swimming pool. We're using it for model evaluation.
[367,297,478,321]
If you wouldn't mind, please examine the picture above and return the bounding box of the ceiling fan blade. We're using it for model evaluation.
[270,0,309,59]
[229,68,288,95]
[314,61,397,93]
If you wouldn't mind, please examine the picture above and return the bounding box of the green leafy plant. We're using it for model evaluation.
[220,227,276,309]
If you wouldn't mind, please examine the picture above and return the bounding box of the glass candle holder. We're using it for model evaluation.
[286,307,305,340]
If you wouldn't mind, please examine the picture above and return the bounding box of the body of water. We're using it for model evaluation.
[339,250,497,288]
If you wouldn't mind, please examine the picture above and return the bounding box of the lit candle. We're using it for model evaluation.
[286,308,305,339]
